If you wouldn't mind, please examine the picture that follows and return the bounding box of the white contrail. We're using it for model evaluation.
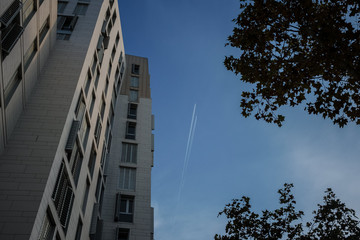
[174,104,198,221]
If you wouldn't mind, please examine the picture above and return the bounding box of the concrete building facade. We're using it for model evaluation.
[0,0,154,239]
[101,55,154,240]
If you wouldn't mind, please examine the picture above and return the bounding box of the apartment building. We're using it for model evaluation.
[0,0,154,239]
[101,55,154,240]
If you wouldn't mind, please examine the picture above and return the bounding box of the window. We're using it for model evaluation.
[79,117,90,149]
[98,48,104,65]
[91,53,97,74]
[100,142,107,169]
[121,143,137,163]
[24,37,37,71]
[82,180,90,214]
[95,173,102,201]
[130,76,139,88]
[100,98,105,120]
[125,122,136,140]
[75,96,89,150]
[119,51,123,65]
[52,161,74,231]
[111,11,117,23]
[58,1,67,13]
[22,0,36,26]
[94,116,102,145]
[111,46,116,60]
[127,103,137,120]
[73,3,88,15]
[74,218,83,240]
[115,32,119,46]
[5,65,22,107]
[129,90,138,102]
[57,15,78,39]
[89,92,96,116]
[0,0,23,57]
[112,86,117,107]
[104,77,109,96]
[57,15,78,31]
[38,210,55,240]
[69,143,83,186]
[88,146,96,178]
[115,194,134,222]
[94,68,100,88]
[108,105,114,126]
[84,70,91,96]
[131,64,140,74]
[119,167,136,190]
[39,17,49,44]
[106,19,113,34]
[108,61,112,77]
[75,96,86,122]
[117,228,130,240]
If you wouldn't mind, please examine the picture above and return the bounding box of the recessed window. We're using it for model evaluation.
[115,194,134,222]
[94,68,100,88]
[111,46,116,60]
[74,218,83,240]
[115,32,120,46]
[58,1,67,13]
[100,98,106,120]
[69,142,83,186]
[94,116,102,145]
[57,15,78,40]
[38,210,55,240]
[129,90,138,102]
[91,53,97,74]
[111,11,117,23]
[75,96,86,122]
[82,179,90,214]
[39,17,49,44]
[52,161,74,231]
[0,1,23,57]
[73,3,88,15]
[119,51,123,65]
[117,228,130,240]
[121,143,137,163]
[58,15,78,31]
[131,64,140,74]
[127,103,137,120]
[24,37,37,71]
[108,105,114,126]
[130,76,139,88]
[119,167,136,190]
[125,122,136,140]
[23,0,36,26]
[104,77,109,96]
[95,172,103,201]
[88,145,96,178]
[5,65,22,107]
[89,92,96,116]
[84,70,92,96]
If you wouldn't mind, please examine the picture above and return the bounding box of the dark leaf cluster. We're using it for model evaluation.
[225,0,360,127]
[215,184,360,240]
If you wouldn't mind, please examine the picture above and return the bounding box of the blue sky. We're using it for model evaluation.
[118,1,360,239]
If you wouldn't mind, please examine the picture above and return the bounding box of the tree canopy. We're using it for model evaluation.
[214,183,360,239]
[225,0,360,127]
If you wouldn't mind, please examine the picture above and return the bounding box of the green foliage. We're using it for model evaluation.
[225,0,360,127]
[215,184,360,240]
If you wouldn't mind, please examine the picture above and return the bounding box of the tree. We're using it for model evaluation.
[225,0,360,127]
[214,184,360,240]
